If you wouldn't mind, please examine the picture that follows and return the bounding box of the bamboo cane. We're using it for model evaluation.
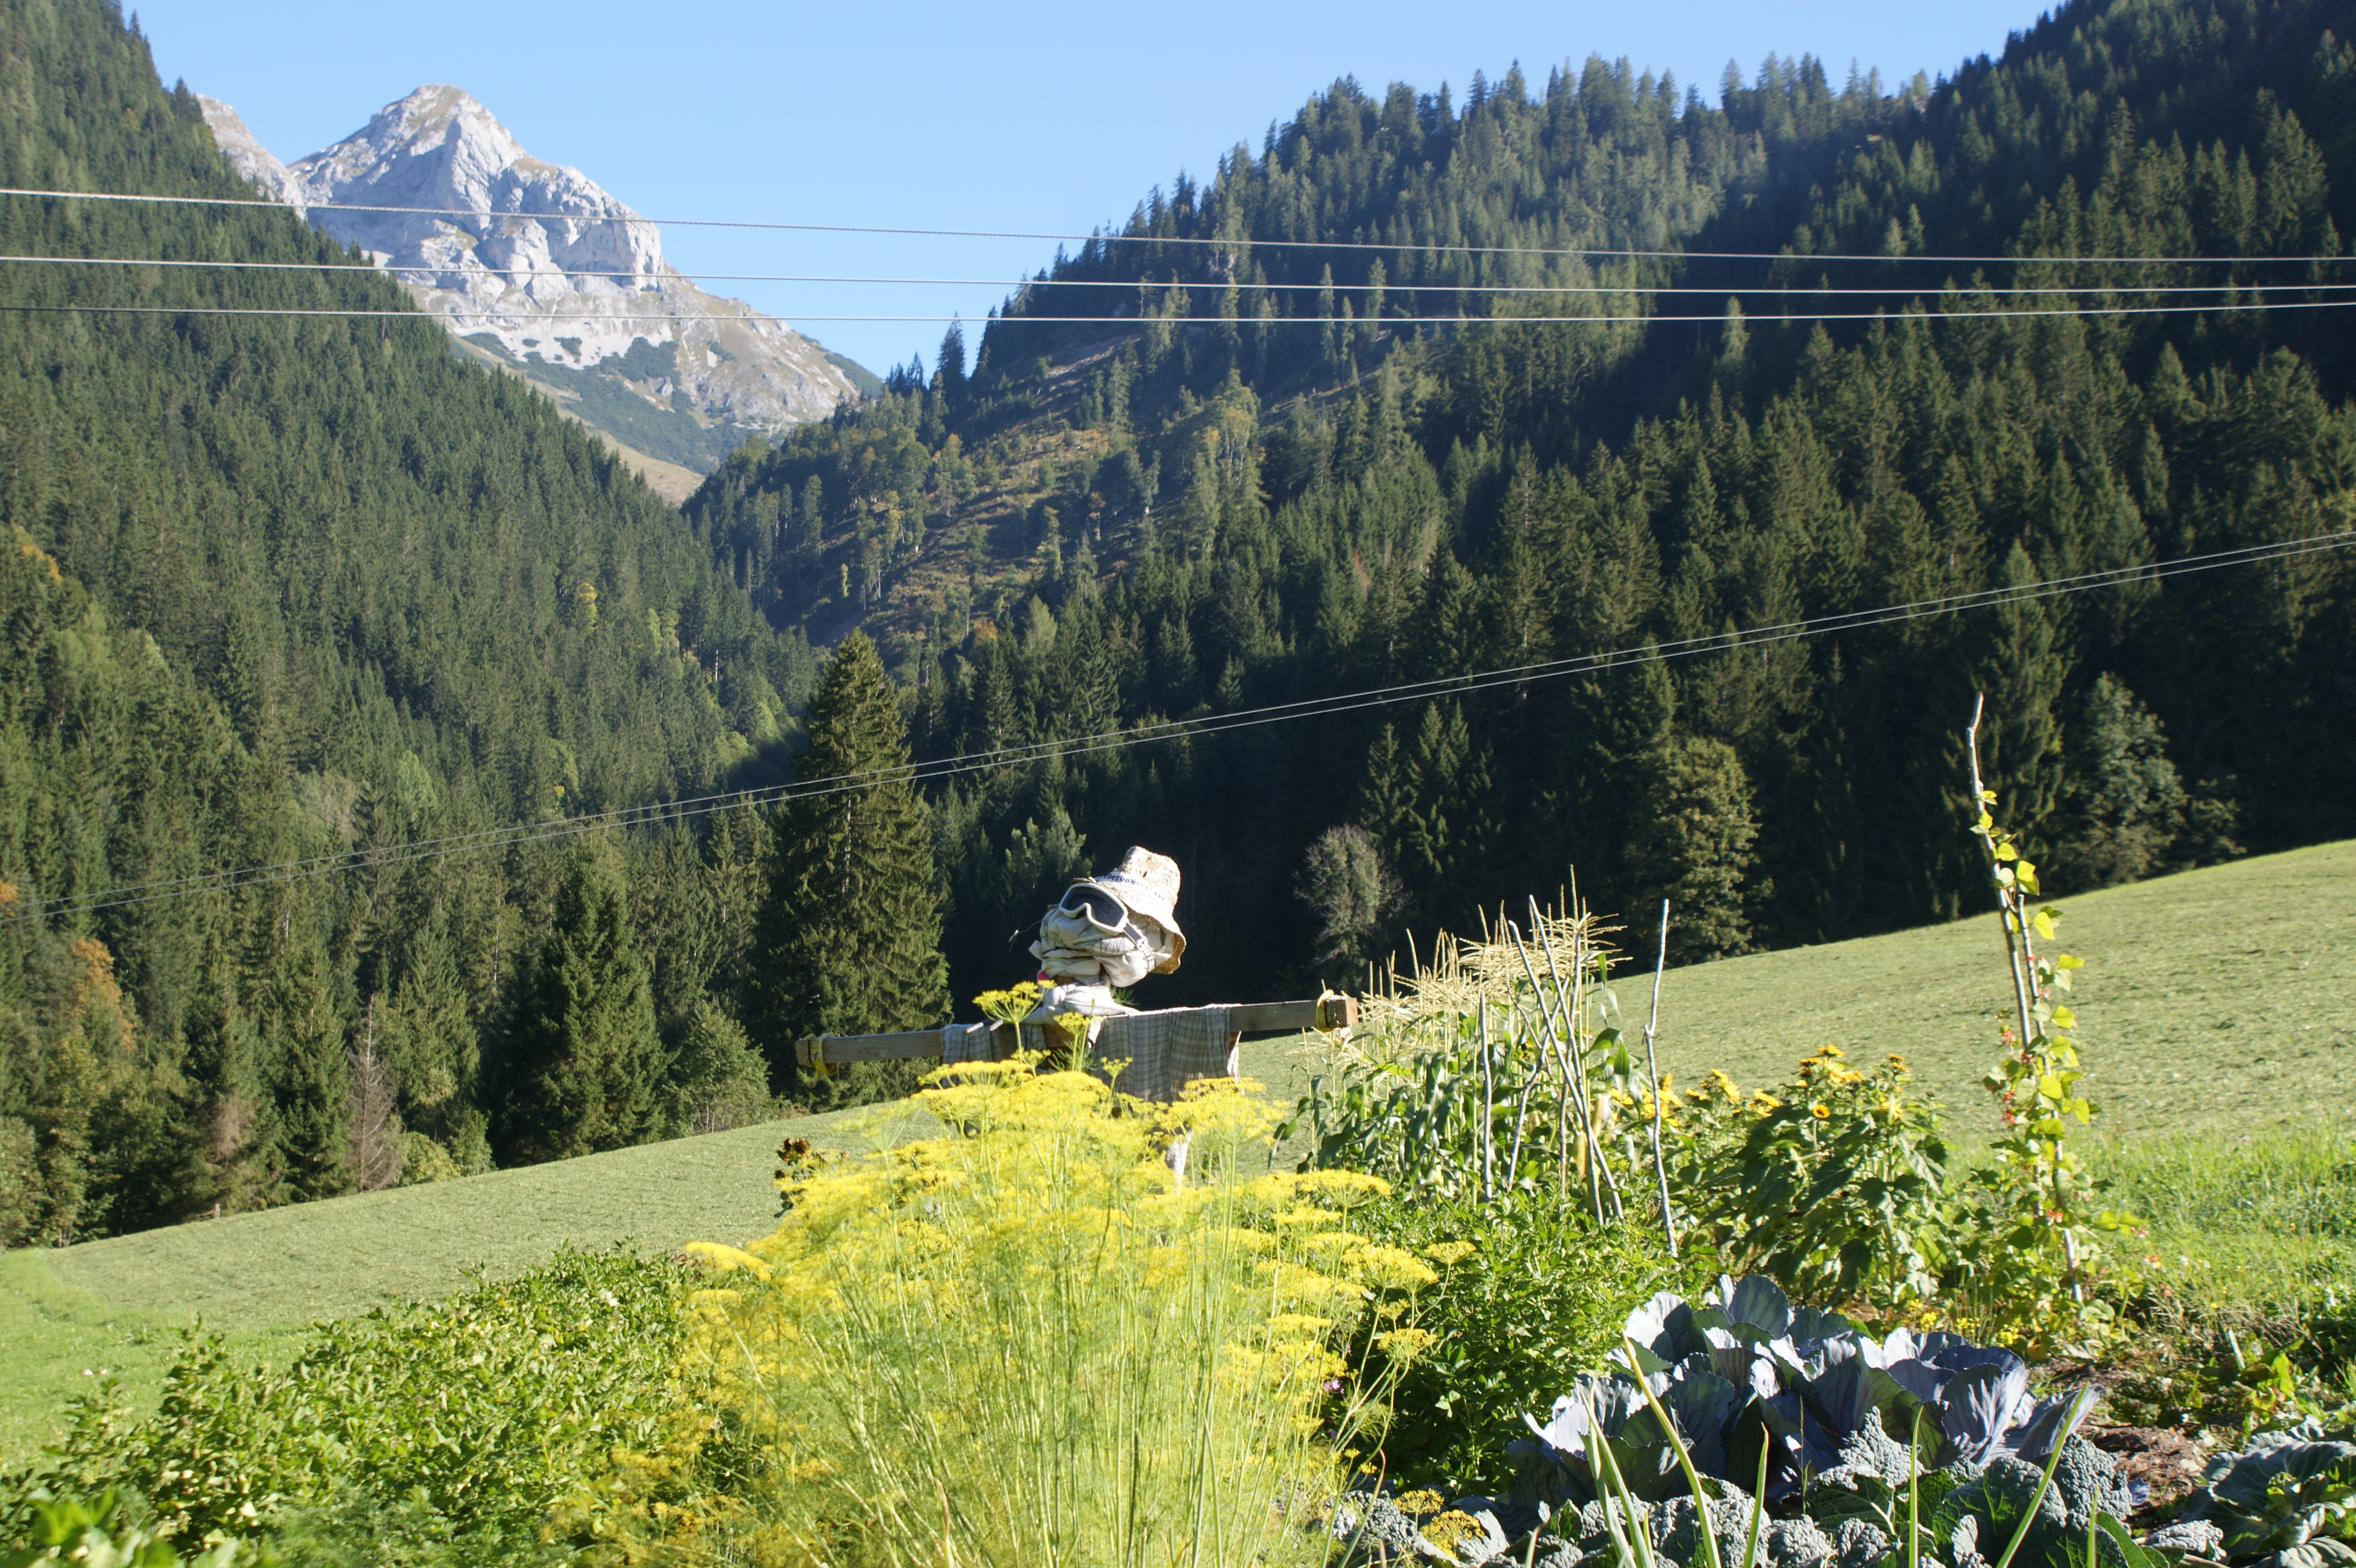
[1510,916,1618,1220]
[1478,1001,1496,1202]
[1533,902,1623,1219]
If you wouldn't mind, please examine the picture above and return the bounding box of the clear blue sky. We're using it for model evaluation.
[135,0,2048,378]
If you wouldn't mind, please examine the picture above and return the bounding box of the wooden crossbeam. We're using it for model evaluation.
[794,995,1357,1072]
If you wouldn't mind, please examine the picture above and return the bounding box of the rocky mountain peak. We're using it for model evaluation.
[195,95,294,204]
[282,86,666,300]
[195,87,870,497]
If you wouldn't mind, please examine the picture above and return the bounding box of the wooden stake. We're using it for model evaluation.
[1643,898,1676,1257]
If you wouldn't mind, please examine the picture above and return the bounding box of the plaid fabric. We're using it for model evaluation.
[1090,1006,1235,1104]
[940,1022,997,1064]
[948,1008,1238,1104]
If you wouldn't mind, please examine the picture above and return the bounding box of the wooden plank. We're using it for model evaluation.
[797,997,1356,1070]
[795,1028,952,1069]
[1227,997,1357,1034]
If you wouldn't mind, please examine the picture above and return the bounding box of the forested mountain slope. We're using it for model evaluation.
[1,0,804,1242]
[686,0,2356,1007]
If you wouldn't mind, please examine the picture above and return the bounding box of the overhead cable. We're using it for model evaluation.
[3,253,2347,299]
[1,186,2346,268]
[7,528,2348,928]
[6,299,2353,326]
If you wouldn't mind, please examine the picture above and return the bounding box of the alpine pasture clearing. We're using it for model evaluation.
[0,1098,938,1460]
[1615,838,2354,1139]
[3,841,2348,1462]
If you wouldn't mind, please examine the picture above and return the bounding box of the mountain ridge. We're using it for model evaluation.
[195,85,871,483]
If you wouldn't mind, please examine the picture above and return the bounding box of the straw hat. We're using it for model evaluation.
[1066,846,1186,973]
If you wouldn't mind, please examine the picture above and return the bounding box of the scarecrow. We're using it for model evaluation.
[1027,846,1186,1019]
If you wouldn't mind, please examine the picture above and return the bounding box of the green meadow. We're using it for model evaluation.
[5,841,2350,1462]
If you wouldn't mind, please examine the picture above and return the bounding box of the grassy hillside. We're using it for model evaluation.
[1642,839,2356,1138]
[5,839,2347,1461]
[1247,839,2355,1140]
[0,1096,939,1460]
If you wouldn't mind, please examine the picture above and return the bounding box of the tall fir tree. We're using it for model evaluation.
[265,903,354,1203]
[751,631,949,1107]
[1624,736,1762,964]
[1973,542,2073,847]
[497,842,661,1164]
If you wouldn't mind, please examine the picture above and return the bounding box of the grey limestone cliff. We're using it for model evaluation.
[197,86,865,478]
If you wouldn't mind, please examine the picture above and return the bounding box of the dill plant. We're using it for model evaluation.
[676,1060,1435,1567]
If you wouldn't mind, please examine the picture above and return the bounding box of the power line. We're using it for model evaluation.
[2,186,2347,268]
[8,529,2347,929]
[7,299,2353,327]
[5,253,2347,300]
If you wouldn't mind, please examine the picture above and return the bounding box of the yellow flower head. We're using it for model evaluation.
[1810,1103,1831,1120]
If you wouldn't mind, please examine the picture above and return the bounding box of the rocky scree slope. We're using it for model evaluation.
[198,87,869,481]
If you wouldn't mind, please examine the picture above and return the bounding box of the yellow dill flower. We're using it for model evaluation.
[1423,1511,1487,1553]
[680,1242,772,1280]
[1423,1241,1477,1266]
[1286,1169,1394,1201]
[1374,1326,1438,1363]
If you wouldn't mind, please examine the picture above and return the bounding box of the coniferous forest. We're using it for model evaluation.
[685,0,2354,1008]
[0,0,808,1240]
[4,0,2354,1241]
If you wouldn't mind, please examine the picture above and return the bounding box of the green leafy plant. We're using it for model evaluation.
[2,1489,239,1568]
[1947,698,2138,1358]
[1,1250,713,1557]
[1671,1046,1951,1311]
[2178,1426,2356,1566]
[1341,1189,1706,1490]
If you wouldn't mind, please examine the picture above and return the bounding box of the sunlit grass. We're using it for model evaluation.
[0,1100,934,1462]
[2094,1120,2356,1322]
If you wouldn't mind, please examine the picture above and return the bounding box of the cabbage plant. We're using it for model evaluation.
[2175,1423,2356,1568]
[1509,1275,2092,1506]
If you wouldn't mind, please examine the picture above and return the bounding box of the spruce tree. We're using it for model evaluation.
[385,907,476,1131]
[1625,736,1762,964]
[752,631,948,1106]
[934,321,968,404]
[2055,675,2188,889]
[267,907,355,1203]
[497,843,661,1164]
[1974,542,2072,845]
